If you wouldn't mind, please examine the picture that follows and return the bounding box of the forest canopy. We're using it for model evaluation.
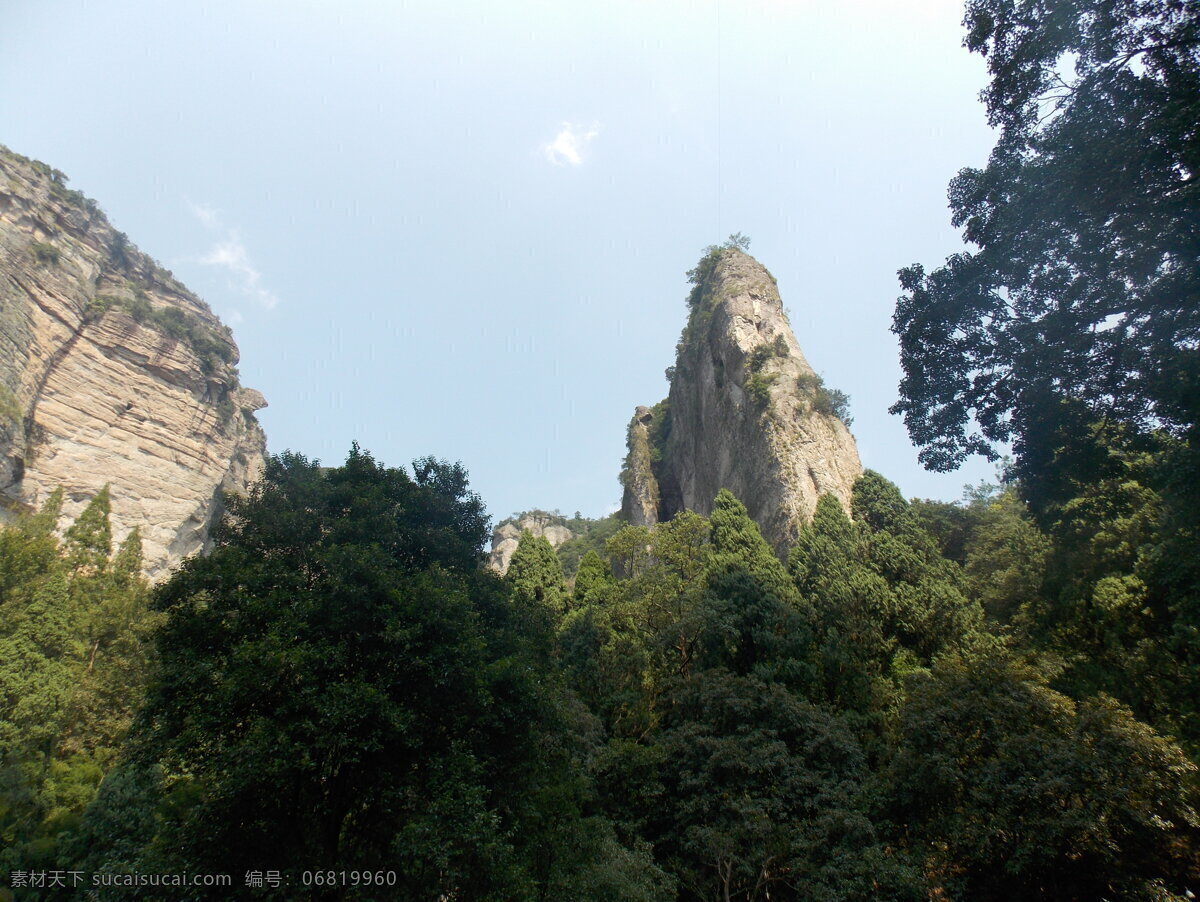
[2,0,1199,899]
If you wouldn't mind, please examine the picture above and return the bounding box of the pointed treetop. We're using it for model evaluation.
[573,549,613,606]
[24,487,64,538]
[709,489,797,604]
[64,485,112,573]
[507,531,568,616]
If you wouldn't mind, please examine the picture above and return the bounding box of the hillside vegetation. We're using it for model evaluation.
[2,0,1198,898]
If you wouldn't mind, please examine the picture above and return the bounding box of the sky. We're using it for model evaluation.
[2,0,1001,523]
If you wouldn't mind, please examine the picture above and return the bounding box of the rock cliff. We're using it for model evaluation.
[0,146,267,578]
[488,511,576,574]
[620,246,861,553]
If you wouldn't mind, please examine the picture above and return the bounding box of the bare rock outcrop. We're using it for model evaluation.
[488,511,576,575]
[620,247,862,554]
[0,146,267,578]
[619,406,660,527]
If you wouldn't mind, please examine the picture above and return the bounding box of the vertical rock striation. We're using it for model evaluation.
[0,146,267,578]
[618,405,660,527]
[620,247,861,554]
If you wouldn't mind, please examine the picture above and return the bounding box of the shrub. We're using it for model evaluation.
[747,335,790,373]
[31,242,59,266]
[0,384,21,426]
[796,372,852,425]
[84,292,236,373]
[746,372,778,407]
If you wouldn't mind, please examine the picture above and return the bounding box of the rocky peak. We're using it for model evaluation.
[488,511,577,574]
[620,246,862,553]
[0,146,267,578]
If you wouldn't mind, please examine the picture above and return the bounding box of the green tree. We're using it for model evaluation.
[507,531,569,620]
[573,548,614,607]
[891,0,1200,475]
[104,447,614,898]
[708,489,797,606]
[962,488,1050,623]
[652,670,913,901]
[789,495,895,718]
[62,486,112,574]
[851,472,984,662]
[0,491,155,874]
[790,476,987,758]
[888,649,1199,901]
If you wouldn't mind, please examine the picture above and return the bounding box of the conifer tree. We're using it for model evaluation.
[507,531,569,617]
[573,549,613,607]
[0,488,156,873]
[63,486,112,574]
[708,489,797,606]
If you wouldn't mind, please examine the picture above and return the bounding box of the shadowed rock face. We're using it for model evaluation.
[0,146,267,579]
[621,247,862,554]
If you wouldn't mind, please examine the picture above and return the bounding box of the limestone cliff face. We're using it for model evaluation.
[621,247,862,554]
[488,512,576,574]
[0,146,267,578]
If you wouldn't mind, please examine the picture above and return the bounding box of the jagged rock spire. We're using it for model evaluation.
[620,247,861,554]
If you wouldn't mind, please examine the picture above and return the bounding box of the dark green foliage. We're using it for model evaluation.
[651,670,899,901]
[850,472,983,661]
[996,428,1200,751]
[891,0,1200,474]
[962,488,1050,623]
[685,246,723,311]
[795,371,852,425]
[553,512,624,578]
[709,489,797,606]
[89,446,652,899]
[644,398,671,463]
[108,232,131,268]
[63,486,111,573]
[746,334,789,373]
[689,570,815,692]
[889,650,1199,901]
[0,488,155,874]
[0,384,20,427]
[573,548,614,606]
[680,240,749,353]
[3,453,1194,898]
[790,495,896,718]
[507,531,569,623]
[128,450,499,883]
[725,232,751,252]
[789,475,987,767]
[877,6,1200,887]
[570,489,922,900]
[684,235,751,309]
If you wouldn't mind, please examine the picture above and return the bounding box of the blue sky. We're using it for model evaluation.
[3,0,1000,522]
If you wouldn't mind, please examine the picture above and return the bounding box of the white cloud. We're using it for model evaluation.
[189,202,280,309]
[188,201,221,230]
[200,238,279,309]
[543,122,600,167]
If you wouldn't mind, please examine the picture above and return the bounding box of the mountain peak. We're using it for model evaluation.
[620,246,861,553]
